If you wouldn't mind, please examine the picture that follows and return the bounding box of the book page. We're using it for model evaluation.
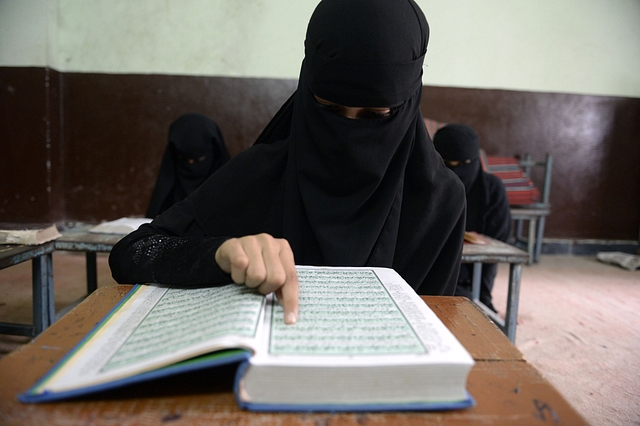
[253,266,472,366]
[270,268,425,355]
[36,283,265,393]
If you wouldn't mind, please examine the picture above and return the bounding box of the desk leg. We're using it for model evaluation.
[471,262,482,301]
[31,253,54,335]
[534,216,546,263]
[514,219,523,242]
[527,219,537,264]
[86,252,97,294]
[504,263,523,343]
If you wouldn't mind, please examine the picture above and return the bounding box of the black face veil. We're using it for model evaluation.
[146,113,230,218]
[433,123,482,193]
[190,0,466,294]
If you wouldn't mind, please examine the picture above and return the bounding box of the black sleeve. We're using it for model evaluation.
[109,198,232,287]
[480,173,511,304]
[415,198,466,297]
[429,209,465,296]
[482,174,512,243]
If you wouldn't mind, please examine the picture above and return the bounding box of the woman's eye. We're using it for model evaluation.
[362,110,391,119]
[313,94,392,119]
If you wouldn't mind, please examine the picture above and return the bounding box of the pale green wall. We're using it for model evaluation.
[0,0,50,65]
[1,0,639,97]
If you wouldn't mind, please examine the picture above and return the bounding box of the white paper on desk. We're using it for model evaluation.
[89,217,152,235]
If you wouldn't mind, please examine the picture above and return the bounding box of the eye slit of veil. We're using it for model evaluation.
[312,95,396,120]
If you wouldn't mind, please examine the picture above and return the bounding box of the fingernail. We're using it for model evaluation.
[285,312,297,325]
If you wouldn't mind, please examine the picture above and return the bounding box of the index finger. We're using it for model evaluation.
[275,248,298,325]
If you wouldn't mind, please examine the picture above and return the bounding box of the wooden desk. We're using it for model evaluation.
[54,223,124,294]
[461,236,529,342]
[0,286,588,425]
[0,242,55,337]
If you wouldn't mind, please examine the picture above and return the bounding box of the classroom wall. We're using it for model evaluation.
[3,0,639,97]
[1,0,639,242]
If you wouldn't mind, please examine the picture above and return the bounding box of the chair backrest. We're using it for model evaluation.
[519,153,552,205]
[423,117,447,139]
[481,150,552,207]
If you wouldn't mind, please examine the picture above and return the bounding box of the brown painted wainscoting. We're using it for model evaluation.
[1,67,639,241]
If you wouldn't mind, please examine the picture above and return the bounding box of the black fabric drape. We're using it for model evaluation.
[456,171,512,310]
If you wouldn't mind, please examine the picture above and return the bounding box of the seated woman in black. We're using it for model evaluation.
[146,113,230,218]
[433,124,512,312]
[109,0,466,325]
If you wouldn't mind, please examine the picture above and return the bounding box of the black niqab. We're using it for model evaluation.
[432,123,512,308]
[187,0,466,294]
[433,124,481,193]
[146,113,230,218]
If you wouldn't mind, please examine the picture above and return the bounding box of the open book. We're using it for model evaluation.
[20,266,475,412]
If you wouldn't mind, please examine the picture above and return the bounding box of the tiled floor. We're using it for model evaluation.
[1,252,639,425]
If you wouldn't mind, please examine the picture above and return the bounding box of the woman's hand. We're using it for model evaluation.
[215,233,299,324]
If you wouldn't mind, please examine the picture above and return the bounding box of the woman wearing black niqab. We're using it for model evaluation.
[109,0,466,324]
[433,124,512,311]
[146,113,230,218]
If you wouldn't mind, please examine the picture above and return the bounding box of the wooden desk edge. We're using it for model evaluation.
[0,286,589,426]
